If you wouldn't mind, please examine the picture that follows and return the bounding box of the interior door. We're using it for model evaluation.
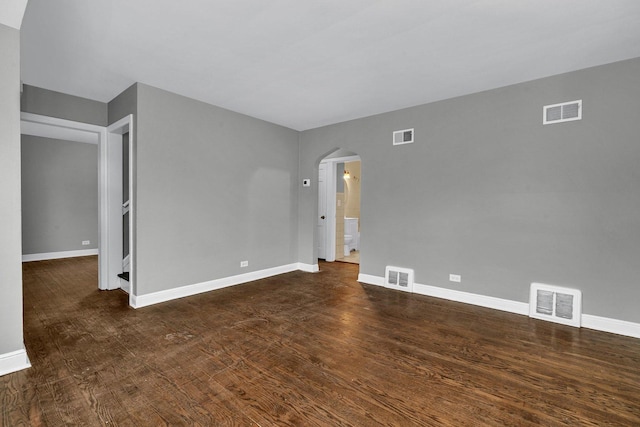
[318,162,327,259]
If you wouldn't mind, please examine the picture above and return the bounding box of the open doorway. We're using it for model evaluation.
[20,113,135,304]
[317,151,361,265]
[336,159,360,264]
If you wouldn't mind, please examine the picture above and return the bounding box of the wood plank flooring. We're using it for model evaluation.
[2,256,640,425]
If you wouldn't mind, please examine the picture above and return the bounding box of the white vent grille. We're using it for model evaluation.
[529,283,582,327]
[543,100,582,124]
[393,128,414,145]
[385,266,414,292]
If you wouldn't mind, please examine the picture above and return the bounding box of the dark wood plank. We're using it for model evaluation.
[1,256,639,425]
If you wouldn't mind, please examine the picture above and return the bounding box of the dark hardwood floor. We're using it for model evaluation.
[2,256,640,425]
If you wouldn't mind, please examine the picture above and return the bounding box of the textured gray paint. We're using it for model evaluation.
[299,57,640,323]
[0,24,24,355]
[21,136,98,255]
[21,84,107,126]
[135,84,299,295]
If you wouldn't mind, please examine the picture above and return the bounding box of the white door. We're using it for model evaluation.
[318,163,327,259]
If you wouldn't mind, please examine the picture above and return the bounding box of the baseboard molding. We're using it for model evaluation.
[297,263,319,273]
[132,263,301,309]
[0,348,31,377]
[357,273,385,287]
[582,314,640,339]
[22,248,98,262]
[357,274,640,339]
[413,282,530,316]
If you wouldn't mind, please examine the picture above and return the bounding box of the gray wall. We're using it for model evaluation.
[21,136,98,255]
[299,57,640,324]
[134,84,299,296]
[0,23,24,356]
[21,84,107,126]
[108,83,137,126]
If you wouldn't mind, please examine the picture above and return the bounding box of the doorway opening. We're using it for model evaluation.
[20,113,135,305]
[317,151,361,265]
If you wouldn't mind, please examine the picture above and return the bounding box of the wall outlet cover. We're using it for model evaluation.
[302,179,311,187]
[449,274,461,283]
[82,240,90,245]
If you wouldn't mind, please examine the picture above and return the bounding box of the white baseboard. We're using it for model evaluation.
[582,314,640,339]
[297,262,319,273]
[357,274,640,339]
[132,263,301,309]
[412,282,530,316]
[0,348,31,377]
[357,273,384,287]
[22,248,98,262]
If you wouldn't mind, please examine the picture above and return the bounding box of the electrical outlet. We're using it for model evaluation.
[240,261,248,268]
[449,274,461,283]
[82,240,90,246]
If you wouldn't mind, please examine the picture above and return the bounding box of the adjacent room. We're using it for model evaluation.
[1,1,640,425]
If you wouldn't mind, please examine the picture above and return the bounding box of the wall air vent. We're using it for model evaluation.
[529,283,582,327]
[385,266,414,293]
[543,100,582,125]
[393,128,414,145]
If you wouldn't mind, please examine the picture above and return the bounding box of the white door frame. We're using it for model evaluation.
[317,162,327,260]
[20,113,135,304]
[319,155,360,262]
[106,115,135,304]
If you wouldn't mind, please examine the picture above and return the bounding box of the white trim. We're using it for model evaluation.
[325,155,361,163]
[358,273,384,287]
[359,273,529,315]
[325,161,337,261]
[413,282,530,315]
[21,112,101,144]
[20,113,111,291]
[131,263,300,309]
[318,155,361,264]
[22,248,98,262]
[105,115,135,304]
[0,348,31,377]
[582,314,640,339]
[356,273,640,339]
[297,263,319,273]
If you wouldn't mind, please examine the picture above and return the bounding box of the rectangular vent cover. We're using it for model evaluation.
[543,100,582,125]
[393,128,414,145]
[385,266,414,292]
[529,283,582,327]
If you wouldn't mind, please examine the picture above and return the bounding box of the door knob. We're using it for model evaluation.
[320,215,325,219]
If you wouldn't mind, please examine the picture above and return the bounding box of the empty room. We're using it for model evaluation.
[2,1,640,425]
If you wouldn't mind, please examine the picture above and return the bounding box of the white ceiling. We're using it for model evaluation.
[19,0,640,131]
[0,0,27,29]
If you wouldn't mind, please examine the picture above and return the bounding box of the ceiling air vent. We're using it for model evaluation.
[529,283,582,327]
[385,266,414,293]
[543,100,582,125]
[393,128,414,145]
